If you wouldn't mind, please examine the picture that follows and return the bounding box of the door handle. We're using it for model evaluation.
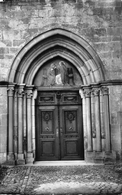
[56,128,59,137]
[60,128,63,135]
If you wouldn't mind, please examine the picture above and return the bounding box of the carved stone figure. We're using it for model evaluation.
[67,68,75,86]
[41,68,48,86]
[59,61,67,84]
[48,63,56,86]
[39,60,80,87]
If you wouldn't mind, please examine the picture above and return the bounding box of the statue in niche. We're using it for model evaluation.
[67,67,75,86]
[41,68,48,86]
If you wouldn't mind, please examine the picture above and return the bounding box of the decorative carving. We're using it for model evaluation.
[101,87,109,95]
[83,88,91,98]
[26,90,33,99]
[92,88,100,96]
[41,68,48,87]
[18,86,25,98]
[64,96,77,102]
[67,112,75,123]
[43,112,52,124]
[37,60,82,87]
[48,62,64,86]
[40,96,54,102]
[8,86,14,97]
[67,68,75,86]
[56,91,62,100]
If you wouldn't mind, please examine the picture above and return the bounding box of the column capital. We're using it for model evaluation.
[7,85,15,97]
[17,85,25,98]
[26,85,34,99]
[101,87,109,95]
[26,90,33,99]
[91,88,100,96]
[83,88,91,98]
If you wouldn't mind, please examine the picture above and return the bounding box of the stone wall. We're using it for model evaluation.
[0,0,122,81]
[0,0,122,163]
[0,84,7,163]
[109,85,122,161]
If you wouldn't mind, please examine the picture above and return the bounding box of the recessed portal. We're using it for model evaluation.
[34,58,84,161]
[7,29,106,165]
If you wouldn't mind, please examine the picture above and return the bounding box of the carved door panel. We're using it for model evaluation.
[60,105,84,160]
[36,106,59,160]
[36,91,84,160]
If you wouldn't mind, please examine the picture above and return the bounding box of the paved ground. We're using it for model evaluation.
[0,164,122,194]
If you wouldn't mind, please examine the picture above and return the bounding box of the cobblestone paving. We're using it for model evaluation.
[0,165,122,194]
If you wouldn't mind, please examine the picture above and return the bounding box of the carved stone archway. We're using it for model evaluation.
[7,28,111,164]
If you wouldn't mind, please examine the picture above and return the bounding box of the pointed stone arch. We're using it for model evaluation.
[8,28,105,84]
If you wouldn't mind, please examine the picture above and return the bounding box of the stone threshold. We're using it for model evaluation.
[26,160,103,166]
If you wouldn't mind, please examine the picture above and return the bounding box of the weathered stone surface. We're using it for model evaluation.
[0,0,121,81]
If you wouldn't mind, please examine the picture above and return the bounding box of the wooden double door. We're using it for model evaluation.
[36,90,84,160]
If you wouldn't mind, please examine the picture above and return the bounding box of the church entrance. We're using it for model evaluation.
[34,58,84,161]
[7,29,110,165]
[35,90,84,160]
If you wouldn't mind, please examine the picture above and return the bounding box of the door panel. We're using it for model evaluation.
[36,106,59,160]
[60,106,84,160]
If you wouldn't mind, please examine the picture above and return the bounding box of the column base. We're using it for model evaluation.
[104,151,117,164]
[16,153,25,165]
[85,151,104,163]
[6,153,16,165]
[94,151,105,163]
[26,152,34,164]
[85,151,117,164]
[85,151,95,163]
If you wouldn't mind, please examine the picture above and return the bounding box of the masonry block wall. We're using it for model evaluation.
[0,0,122,163]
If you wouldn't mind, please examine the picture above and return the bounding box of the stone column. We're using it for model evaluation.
[102,87,111,152]
[92,87,102,152]
[14,89,18,161]
[100,89,105,151]
[26,86,34,164]
[84,87,93,152]
[7,85,15,164]
[23,92,27,157]
[32,89,38,159]
[17,85,25,164]
[79,89,87,150]
[91,91,96,151]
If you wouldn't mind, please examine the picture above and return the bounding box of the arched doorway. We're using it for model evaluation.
[7,28,110,164]
[34,58,84,160]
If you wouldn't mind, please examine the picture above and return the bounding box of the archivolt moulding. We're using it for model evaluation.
[8,28,105,85]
